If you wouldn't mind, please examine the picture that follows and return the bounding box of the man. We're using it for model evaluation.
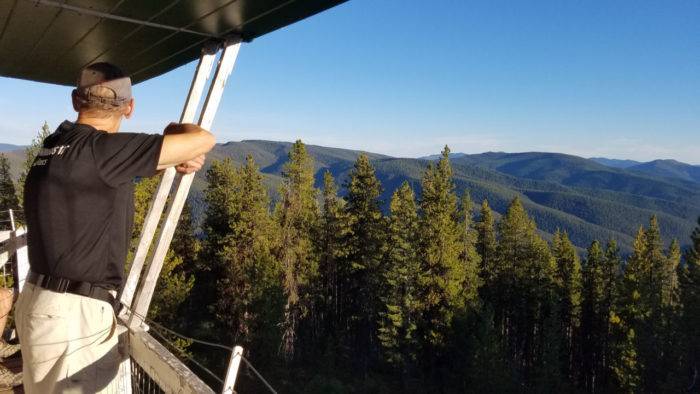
[16,62,215,393]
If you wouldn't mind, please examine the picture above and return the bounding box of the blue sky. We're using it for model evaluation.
[2,0,699,163]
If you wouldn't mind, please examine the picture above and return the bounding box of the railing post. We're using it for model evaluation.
[221,346,244,394]
[14,230,29,292]
[8,209,15,231]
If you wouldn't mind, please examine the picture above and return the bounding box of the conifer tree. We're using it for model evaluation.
[663,239,681,307]
[617,216,680,392]
[621,226,647,321]
[378,182,421,378]
[678,217,700,391]
[644,216,668,309]
[458,192,482,305]
[318,171,349,344]
[200,157,282,359]
[341,153,385,374]
[18,122,51,205]
[495,197,556,387]
[581,240,603,391]
[581,239,622,392]
[598,239,622,391]
[415,146,473,388]
[613,228,645,393]
[552,230,582,383]
[476,199,498,295]
[275,140,320,359]
[0,154,19,229]
[418,146,468,349]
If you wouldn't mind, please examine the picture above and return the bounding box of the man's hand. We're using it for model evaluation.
[158,123,215,170]
[163,122,201,135]
[175,154,205,174]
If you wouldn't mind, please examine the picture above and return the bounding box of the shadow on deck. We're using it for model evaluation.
[0,353,22,393]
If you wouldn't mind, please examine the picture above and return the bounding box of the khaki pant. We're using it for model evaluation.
[15,283,122,393]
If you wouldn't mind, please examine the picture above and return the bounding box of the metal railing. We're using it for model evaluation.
[131,357,165,394]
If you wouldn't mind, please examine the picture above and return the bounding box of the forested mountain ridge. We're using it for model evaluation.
[628,159,700,184]
[590,157,642,169]
[4,138,699,252]
[0,144,24,152]
[592,156,700,183]
[186,141,700,253]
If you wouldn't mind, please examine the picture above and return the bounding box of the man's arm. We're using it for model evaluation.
[157,123,216,170]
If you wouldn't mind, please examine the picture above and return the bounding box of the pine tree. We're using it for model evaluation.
[458,192,482,305]
[275,140,320,360]
[199,157,282,361]
[18,122,51,206]
[613,228,645,393]
[678,217,700,392]
[0,154,19,230]
[476,199,498,296]
[378,182,421,378]
[598,239,622,391]
[317,171,349,348]
[551,230,582,383]
[417,146,469,385]
[418,147,468,343]
[617,216,681,392]
[657,238,684,392]
[580,239,621,392]
[495,197,557,388]
[581,240,602,391]
[663,239,681,307]
[341,153,385,375]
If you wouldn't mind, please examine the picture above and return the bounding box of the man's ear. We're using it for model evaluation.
[71,90,81,112]
[124,98,135,119]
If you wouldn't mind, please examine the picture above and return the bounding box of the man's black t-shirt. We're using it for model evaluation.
[24,121,163,290]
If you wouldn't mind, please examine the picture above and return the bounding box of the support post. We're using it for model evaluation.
[14,235,28,292]
[221,346,244,394]
[129,38,241,328]
[120,43,218,313]
[8,209,15,232]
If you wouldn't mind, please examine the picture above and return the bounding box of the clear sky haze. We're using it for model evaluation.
[1,0,698,163]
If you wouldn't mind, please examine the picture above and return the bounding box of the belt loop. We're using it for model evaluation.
[58,278,69,293]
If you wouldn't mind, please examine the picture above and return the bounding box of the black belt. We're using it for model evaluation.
[26,271,117,309]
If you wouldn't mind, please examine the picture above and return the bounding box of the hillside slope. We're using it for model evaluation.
[628,159,700,184]
[189,141,700,253]
[6,140,697,253]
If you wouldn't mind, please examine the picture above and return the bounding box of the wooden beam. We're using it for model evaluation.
[221,346,244,394]
[129,38,241,328]
[129,327,214,394]
[0,228,26,265]
[120,43,218,313]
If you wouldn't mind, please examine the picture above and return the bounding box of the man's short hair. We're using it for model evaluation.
[73,62,132,113]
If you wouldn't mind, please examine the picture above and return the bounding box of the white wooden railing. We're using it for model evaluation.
[0,222,238,393]
[0,226,29,292]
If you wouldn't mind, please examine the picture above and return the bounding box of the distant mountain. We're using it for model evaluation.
[0,144,24,152]
[2,149,25,180]
[419,152,469,161]
[188,141,700,254]
[627,160,700,184]
[591,157,700,184]
[3,138,697,252]
[590,157,641,169]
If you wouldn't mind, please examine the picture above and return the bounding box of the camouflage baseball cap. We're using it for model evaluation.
[74,62,132,107]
